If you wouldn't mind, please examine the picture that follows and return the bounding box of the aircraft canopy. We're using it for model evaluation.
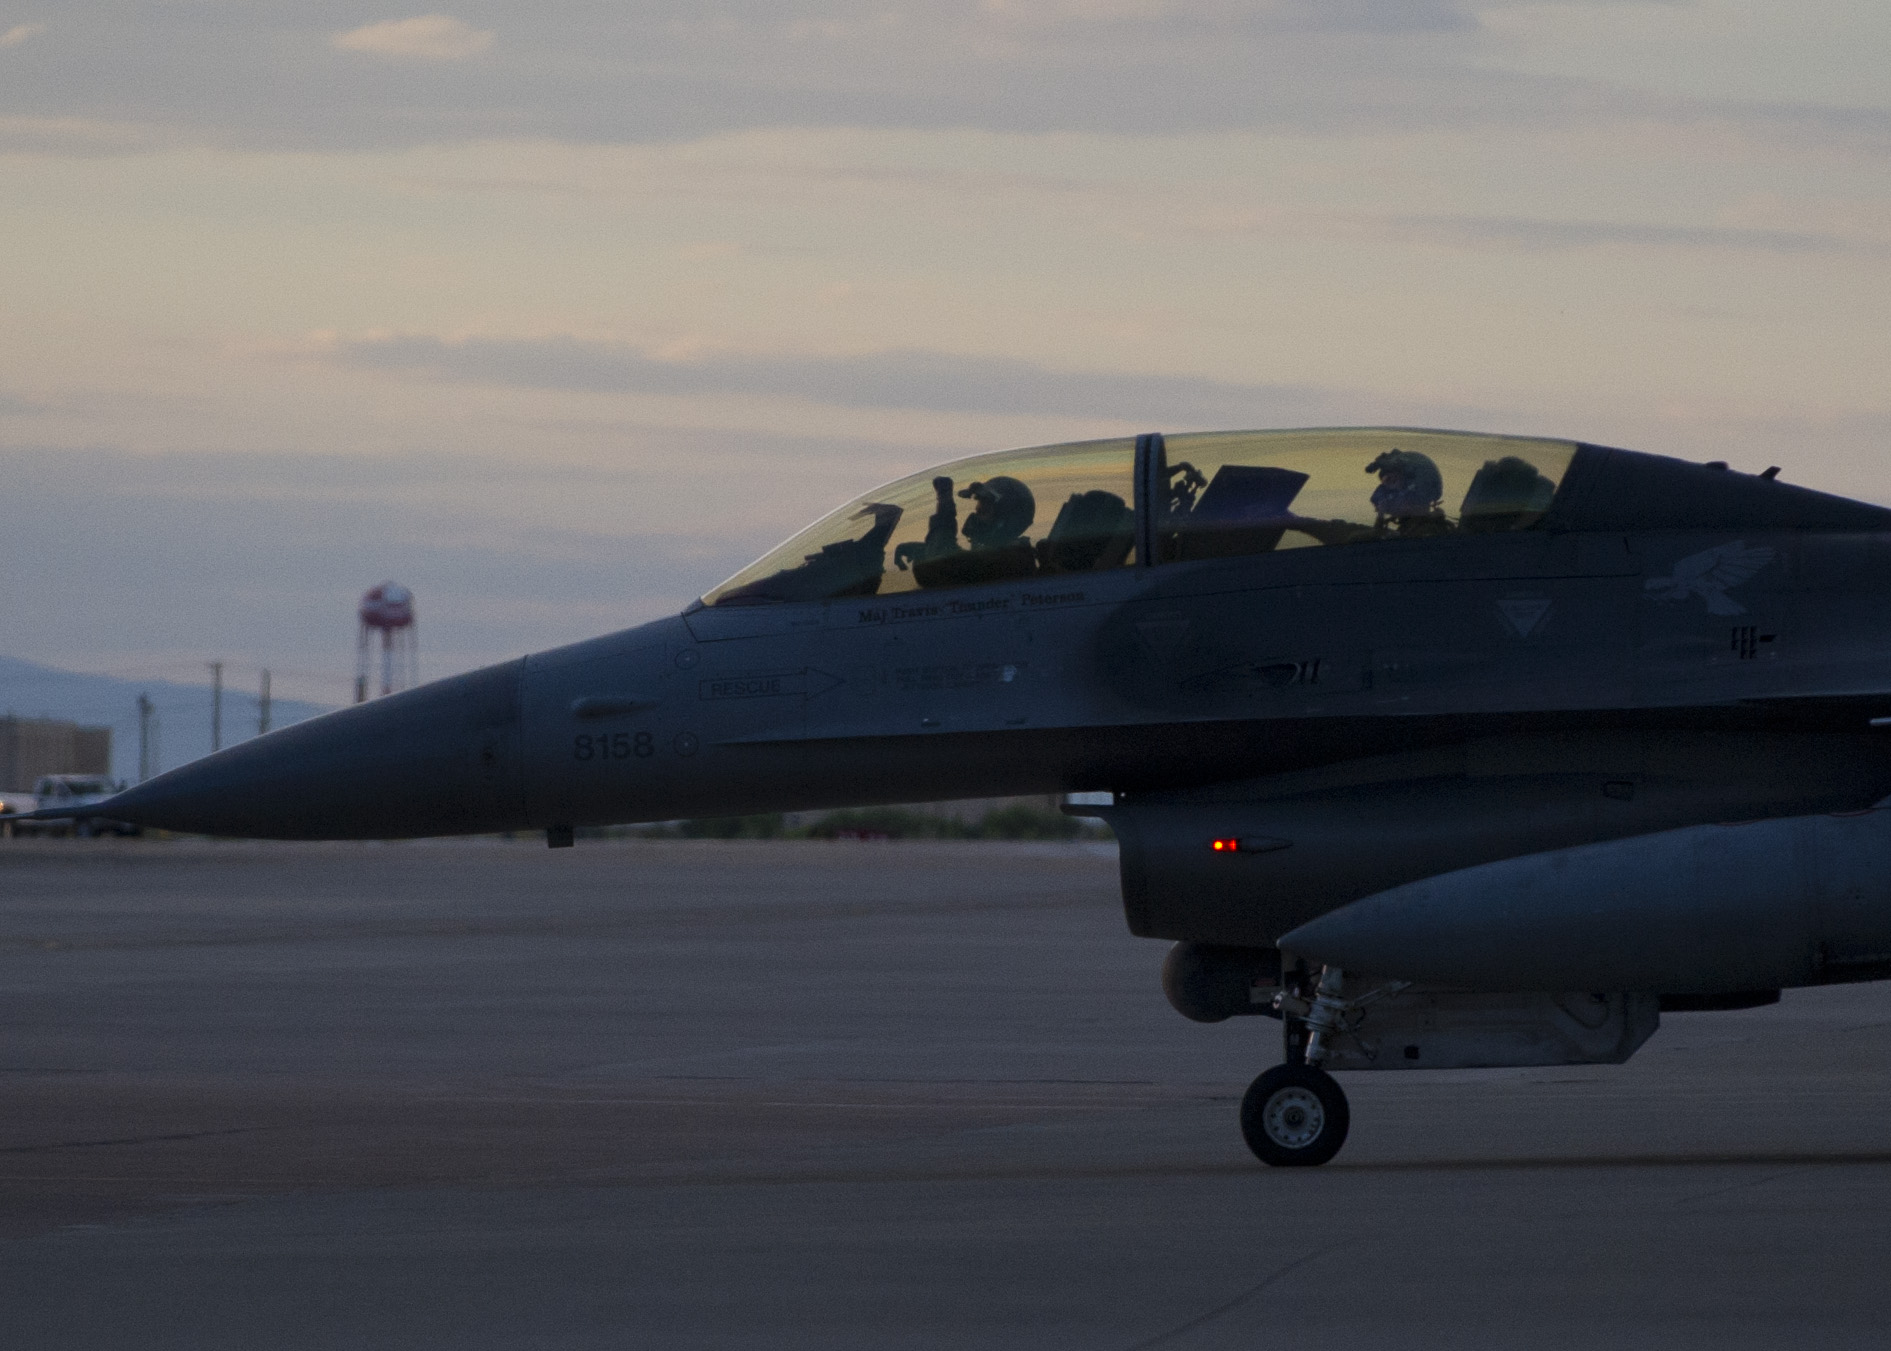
[703,428,1581,607]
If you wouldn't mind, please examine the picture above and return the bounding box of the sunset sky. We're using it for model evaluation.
[3,2,1888,702]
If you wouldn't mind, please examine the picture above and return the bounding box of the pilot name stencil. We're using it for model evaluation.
[855,590,1085,626]
[857,598,1004,624]
[857,603,943,625]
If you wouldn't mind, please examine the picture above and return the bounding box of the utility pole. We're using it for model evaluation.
[258,669,271,736]
[136,693,156,782]
[208,661,223,753]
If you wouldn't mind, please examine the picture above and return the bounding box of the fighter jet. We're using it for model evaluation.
[51,427,1891,1166]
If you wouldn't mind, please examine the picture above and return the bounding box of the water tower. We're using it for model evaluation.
[355,582,418,702]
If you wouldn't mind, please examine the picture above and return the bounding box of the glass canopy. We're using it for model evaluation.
[704,438,1137,607]
[1155,429,1577,563]
[701,428,1581,607]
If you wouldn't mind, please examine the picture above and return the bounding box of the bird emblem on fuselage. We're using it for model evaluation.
[1644,541,1776,616]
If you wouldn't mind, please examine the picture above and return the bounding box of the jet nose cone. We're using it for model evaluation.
[105,660,527,839]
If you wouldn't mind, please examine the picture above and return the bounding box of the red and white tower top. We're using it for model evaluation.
[355,582,419,702]
[359,582,416,632]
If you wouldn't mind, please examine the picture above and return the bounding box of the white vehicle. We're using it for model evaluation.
[29,774,136,837]
[0,788,38,835]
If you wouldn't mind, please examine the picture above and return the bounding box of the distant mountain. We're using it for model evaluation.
[0,655,333,787]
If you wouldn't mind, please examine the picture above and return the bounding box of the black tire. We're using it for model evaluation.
[1240,1063,1349,1167]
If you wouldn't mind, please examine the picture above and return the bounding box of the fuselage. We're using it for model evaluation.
[94,430,1891,952]
[523,519,1891,826]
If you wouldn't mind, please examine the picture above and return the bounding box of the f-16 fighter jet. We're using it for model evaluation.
[56,427,1891,1165]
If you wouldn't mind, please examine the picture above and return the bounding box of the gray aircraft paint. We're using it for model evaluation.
[65,434,1891,1007]
[1279,807,1891,993]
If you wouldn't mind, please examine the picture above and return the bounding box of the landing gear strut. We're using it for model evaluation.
[1241,964,1352,1167]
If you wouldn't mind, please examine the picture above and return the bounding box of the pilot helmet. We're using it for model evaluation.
[1365,449,1444,520]
[959,475,1036,546]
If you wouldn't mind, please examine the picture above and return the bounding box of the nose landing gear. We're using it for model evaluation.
[1240,964,1358,1167]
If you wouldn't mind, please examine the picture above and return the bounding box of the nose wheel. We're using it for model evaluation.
[1241,1062,1349,1166]
[1240,963,1358,1166]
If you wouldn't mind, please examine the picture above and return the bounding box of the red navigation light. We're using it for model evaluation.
[1211,838,1238,852]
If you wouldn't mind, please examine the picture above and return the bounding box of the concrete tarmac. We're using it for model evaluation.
[2,838,1889,1349]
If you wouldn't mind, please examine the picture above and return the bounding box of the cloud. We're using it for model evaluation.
[969,0,1471,35]
[2,2,1878,156]
[332,15,493,62]
[0,115,172,156]
[325,333,1368,427]
[1379,213,1872,255]
[0,22,43,50]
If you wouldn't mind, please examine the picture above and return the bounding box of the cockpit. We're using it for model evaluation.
[702,429,1580,607]
[1151,429,1574,563]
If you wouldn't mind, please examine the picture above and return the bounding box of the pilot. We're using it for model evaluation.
[716,500,903,604]
[959,476,1036,550]
[1275,448,1449,546]
[907,475,1039,587]
[1365,449,1448,535]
